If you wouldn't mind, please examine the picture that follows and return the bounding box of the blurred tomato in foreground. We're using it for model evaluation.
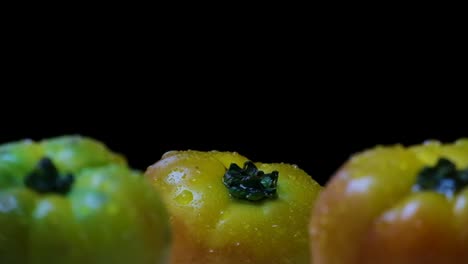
[0,135,171,264]
[311,139,468,264]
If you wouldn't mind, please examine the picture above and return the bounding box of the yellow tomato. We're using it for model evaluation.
[145,150,322,264]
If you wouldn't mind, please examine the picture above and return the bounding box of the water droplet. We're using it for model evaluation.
[235,242,240,246]
[423,139,441,146]
[166,170,185,184]
[175,190,193,205]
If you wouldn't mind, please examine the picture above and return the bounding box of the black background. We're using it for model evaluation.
[2,30,465,186]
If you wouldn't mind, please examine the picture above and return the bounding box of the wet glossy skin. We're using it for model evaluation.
[310,139,468,264]
[145,150,322,264]
[0,136,170,264]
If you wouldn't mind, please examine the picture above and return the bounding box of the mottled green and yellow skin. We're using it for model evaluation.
[310,139,468,264]
[0,135,170,264]
[145,150,322,264]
